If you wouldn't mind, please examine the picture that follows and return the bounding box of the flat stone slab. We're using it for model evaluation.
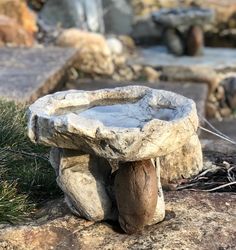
[0,47,79,104]
[130,46,236,71]
[66,79,208,119]
[0,191,235,249]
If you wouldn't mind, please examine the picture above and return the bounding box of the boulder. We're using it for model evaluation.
[102,0,133,34]
[56,29,114,75]
[39,0,104,33]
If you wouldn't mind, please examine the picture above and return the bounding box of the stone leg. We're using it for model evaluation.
[164,28,185,56]
[186,25,204,56]
[50,148,117,221]
[160,133,203,187]
[149,158,165,225]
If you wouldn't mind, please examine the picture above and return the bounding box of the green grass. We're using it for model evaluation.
[0,100,61,224]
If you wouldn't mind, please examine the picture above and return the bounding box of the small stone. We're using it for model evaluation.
[222,77,236,109]
[215,85,225,101]
[102,0,133,34]
[39,0,104,33]
[114,160,157,234]
[106,37,123,55]
[206,102,220,118]
[56,29,114,75]
[186,25,204,56]
[118,35,136,52]
[143,66,160,82]
[220,107,232,117]
[112,55,126,67]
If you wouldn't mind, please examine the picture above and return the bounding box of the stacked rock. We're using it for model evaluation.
[28,86,202,234]
[152,7,215,56]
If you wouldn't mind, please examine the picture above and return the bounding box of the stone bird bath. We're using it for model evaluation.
[28,86,202,234]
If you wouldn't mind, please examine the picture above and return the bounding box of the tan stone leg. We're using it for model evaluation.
[160,133,203,187]
[50,148,117,221]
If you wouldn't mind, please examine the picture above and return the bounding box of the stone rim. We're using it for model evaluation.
[28,85,199,161]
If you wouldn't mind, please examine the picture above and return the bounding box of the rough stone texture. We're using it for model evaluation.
[0,191,235,249]
[50,148,116,221]
[28,86,199,161]
[102,0,133,35]
[114,160,158,234]
[160,133,203,185]
[0,47,79,104]
[64,79,208,120]
[152,7,215,30]
[131,46,236,72]
[56,29,114,75]
[50,148,165,227]
[39,0,104,33]
[0,15,34,47]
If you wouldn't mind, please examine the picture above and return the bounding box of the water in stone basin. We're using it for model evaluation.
[54,100,178,129]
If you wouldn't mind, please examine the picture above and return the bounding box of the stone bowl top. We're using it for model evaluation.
[152,7,215,29]
[28,86,199,161]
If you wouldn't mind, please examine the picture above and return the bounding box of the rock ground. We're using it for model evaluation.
[0,191,235,250]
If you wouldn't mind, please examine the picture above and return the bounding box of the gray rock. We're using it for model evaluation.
[39,0,104,33]
[131,15,162,42]
[102,0,133,34]
[50,148,116,221]
[152,7,215,31]
[0,47,79,104]
[160,134,203,185]
[221,76,236,109]
[164,28,184,56]
[28,86,199,161]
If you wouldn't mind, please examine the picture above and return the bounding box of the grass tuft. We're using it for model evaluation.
[0,99,61,224]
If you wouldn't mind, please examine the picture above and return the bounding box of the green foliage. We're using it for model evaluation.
[0,99,61,223]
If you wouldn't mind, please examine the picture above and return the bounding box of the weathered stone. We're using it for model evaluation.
[65,79,208,119]
[28,86,199,161]
[106,37,123,55]
[186,25,204,56]
[102,0,133,34]
[0,47,79,103]
[56,29,114,75]
[221,76,236,109]
[160,133,203,185]
[164,28,184,56]
[39,0,104,33]
[114,160,158,234]
[152,7,215,31]
[0,15,34,47]
[0,191,235,249]
[50,148,116,221]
